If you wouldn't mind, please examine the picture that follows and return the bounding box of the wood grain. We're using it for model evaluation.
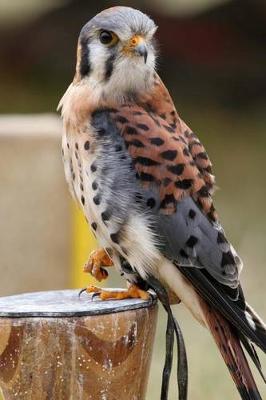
[0,290,158,400]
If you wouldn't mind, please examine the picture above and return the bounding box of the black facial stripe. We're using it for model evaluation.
[105,53,116,81]
[79,38,91,77]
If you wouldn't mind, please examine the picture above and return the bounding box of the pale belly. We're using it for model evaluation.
[62,130,206,327]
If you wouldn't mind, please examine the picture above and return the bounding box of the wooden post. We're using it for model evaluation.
[0,290,158,400]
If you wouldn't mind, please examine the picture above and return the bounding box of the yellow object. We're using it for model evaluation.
[72,202,98,288]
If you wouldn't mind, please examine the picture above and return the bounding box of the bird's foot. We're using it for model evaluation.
[83,248,113,282]
[86,284,150,301]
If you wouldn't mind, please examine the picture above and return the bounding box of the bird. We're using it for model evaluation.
[58,6,266,399]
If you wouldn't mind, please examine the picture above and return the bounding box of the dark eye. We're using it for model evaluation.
[99,30,118,46]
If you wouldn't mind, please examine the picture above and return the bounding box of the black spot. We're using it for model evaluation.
[160,113,166,119]
[84,141,90,150]
[186,236,198,248]
[179,249,189,259]
[196,152,208,160]
[204,165,213,173]
[126,139,144,148]
[134,157,160,166]
[217,231,227,244]
[79,38,91,76]
[93,194,101,205]
[163,125,175,133]
[146,102,156,113]
[188,209,196,219]
[150,137,164,146]
[133,111,143,116]
[160,194,176,209]
[101,210,111,222]
[137,123,149,131]
[170,110,176,116]
[91,222,97,231]
[110,232,120,244]
[198,185,209,197]
[80,183,84,191]
[91,181,98,191]
[221,251,235,267]
[175,179,193,190]
[147,198,156,208]
[116,115,129,124]
[81,195,85,205]
[137,172,155,182]
[105,53,116,81]
[67,143,70,149]
[160,150,177,161]
[167,164,185,175]
[97,128,106,136]
[75,143,79,150]
[183,147,190,157]
[75,151,79,159]
[91,163,97,172]
[162,177,172,187]
[126,126,138,135]
[115,144,122,152]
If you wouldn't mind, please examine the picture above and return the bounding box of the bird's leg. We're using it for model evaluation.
[86,283,150,301]
[84,248,113,282]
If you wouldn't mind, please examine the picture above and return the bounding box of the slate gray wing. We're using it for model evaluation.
[91,107,242,290]
[90,106,266,354]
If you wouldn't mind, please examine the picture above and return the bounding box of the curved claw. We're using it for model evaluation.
[91,292,101,301]
[84,248,113,281]
[78,288,87,298]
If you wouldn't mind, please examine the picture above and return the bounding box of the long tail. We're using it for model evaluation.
[201,299,263,400]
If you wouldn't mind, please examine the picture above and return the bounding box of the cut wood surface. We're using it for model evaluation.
[0,289,158,400]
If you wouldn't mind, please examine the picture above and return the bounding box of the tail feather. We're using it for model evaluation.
[179,266,266,353]
[245,304,266,353]
[239,333,266,383]
[201,299,263,400]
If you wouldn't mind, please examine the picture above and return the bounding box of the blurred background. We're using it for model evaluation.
[0,0,266,398]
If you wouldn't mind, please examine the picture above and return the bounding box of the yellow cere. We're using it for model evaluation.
[130,35,144,46]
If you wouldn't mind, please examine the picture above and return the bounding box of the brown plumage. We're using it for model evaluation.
[201,297,261,399]
[59,6,266,399]
[107,75,216,220]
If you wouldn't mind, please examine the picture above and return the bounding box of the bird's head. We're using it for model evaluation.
[75,7,158,100]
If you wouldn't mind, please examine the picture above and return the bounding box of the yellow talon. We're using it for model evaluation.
[84,248,113,282]
[86,284,150,301]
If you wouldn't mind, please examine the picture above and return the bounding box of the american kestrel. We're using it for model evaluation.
[59,7,266,399]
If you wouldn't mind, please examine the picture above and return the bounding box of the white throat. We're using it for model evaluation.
[87,51,156,103]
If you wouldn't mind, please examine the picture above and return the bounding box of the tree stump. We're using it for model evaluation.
[0,289,158,400]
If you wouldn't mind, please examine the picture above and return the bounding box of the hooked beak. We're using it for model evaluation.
[134,43,148,63]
